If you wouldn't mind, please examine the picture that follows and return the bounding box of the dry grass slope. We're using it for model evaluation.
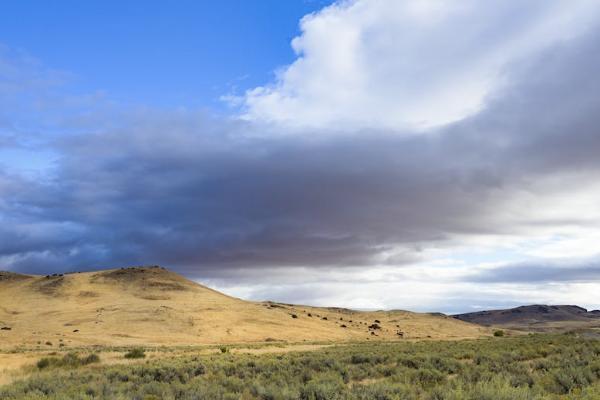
[0,266,489,349]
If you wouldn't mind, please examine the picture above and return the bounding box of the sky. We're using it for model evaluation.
[2,0,600,313]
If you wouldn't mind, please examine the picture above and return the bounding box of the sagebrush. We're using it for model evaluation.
[2,334,600,399]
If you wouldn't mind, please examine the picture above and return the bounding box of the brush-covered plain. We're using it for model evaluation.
[1,334,600,399]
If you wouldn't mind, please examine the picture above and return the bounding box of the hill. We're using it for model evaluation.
[0,266,488,348]
[453,304,600,332]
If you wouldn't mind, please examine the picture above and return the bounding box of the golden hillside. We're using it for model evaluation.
[0,267,488,348]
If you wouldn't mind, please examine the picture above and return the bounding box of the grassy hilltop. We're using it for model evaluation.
[0,266,487,348]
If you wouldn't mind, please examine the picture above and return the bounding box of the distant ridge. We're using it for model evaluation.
[0,266,488,348]
[453,304,600,332]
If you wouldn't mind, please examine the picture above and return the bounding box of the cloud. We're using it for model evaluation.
[467,260,600,284]
[2,1,600,311]
[4,25,600,277]
[240,0,600,131]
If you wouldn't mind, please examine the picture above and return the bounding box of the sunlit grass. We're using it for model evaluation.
[2,334,600,399]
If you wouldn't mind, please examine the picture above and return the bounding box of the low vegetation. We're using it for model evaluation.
[36,352,100,370]
[124,348,146,359]
[2,334,600,399]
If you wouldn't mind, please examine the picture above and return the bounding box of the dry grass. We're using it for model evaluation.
[0,266,489,352]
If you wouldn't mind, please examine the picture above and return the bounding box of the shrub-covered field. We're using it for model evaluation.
[2,334,600,399]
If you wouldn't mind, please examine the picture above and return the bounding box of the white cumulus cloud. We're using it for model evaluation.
[241,0,600,132]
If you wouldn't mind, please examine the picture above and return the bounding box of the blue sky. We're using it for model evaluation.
[2,0,600,313]
[2,0,333,109]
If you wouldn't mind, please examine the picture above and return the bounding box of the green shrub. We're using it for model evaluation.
[412,367,445,387]
[494,330,505,337]
[84,353,100,364]
[350,354,370,364]
[124,348,146,359]
[36,358,50,369]
[36,352,101,369]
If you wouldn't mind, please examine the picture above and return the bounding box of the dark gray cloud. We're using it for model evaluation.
[1,23,600,287]
[466,260,600,284]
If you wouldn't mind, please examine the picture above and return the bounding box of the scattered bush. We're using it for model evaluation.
[84,353,100,364]
[36,352,100,369]
[494,330,505,337]
[36,358,50,369]
[124,348,146,359]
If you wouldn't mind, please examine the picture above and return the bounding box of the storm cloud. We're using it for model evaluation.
[3,30,600,271]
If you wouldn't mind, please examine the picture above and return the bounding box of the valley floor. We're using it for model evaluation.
[1,334,600,399]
